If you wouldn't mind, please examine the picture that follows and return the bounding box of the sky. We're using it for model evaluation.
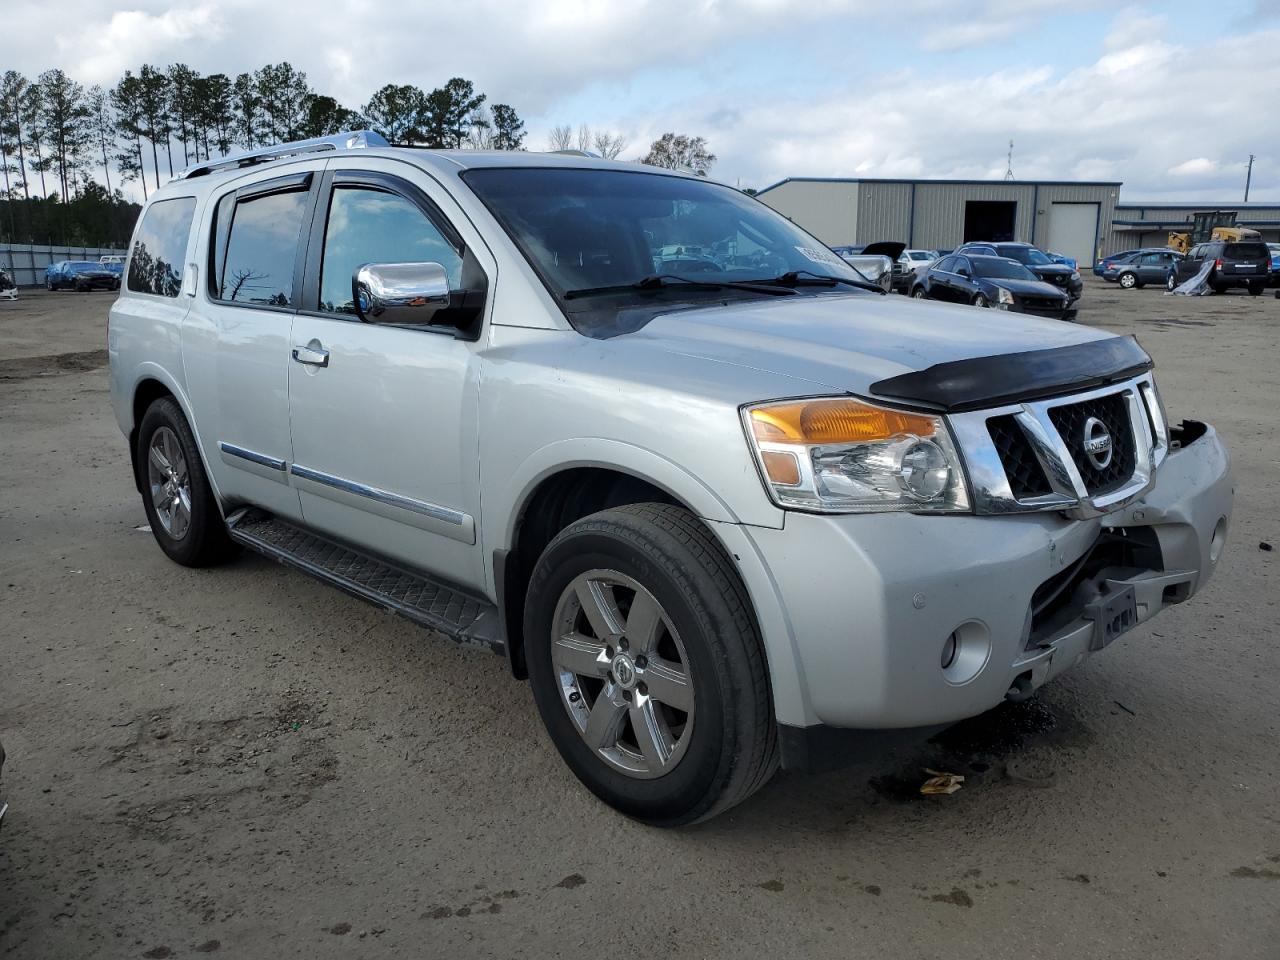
[10,0,1279,202]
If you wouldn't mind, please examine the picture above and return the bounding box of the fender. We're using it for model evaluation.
[489,436,785,561]
[121,361,225,506]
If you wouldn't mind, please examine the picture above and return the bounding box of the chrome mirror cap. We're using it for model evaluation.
[354,262,450,325]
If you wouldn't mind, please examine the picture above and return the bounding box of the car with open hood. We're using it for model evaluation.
[108,133,1233,825]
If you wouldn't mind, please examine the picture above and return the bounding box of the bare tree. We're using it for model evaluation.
[547,124,573,151]
[592,130,627,160]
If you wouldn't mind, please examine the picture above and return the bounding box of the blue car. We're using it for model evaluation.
[1269,243,1280,285]
[45,260,120,291]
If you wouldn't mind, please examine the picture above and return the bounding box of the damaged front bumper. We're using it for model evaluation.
[741,419,1231,768]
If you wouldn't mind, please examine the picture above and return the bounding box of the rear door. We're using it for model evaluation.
[181,165,324,520]
[285,159,494,591]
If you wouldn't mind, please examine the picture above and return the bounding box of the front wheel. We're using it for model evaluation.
[973,293,990,308]
[911,286,927,299]
[524,503,778,826]
[1166,273,1177,291]
[136,397,237,567]
[46,278,56,291]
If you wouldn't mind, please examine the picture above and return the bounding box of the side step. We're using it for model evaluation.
[226,509,504,654]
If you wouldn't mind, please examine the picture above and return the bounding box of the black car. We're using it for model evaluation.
[910,254,1073,319]
[956,242,1083,302]
[1168,239,1271,295]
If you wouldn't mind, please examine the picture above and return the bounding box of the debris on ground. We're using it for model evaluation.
[919,769,965,795]
[1260,541,1273,552]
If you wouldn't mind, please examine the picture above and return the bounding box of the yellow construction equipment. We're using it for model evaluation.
[1167,211,1262,253]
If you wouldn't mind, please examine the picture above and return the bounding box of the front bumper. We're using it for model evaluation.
[745,421,1231,741]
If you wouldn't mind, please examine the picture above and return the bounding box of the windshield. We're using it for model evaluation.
[996,245,1053,266]
[972,258,1038,281]
[463,167,866,304]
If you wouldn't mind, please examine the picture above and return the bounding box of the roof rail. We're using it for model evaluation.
[548,149,603,158]
[177,130,390,180]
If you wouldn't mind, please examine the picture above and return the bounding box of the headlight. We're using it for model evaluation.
[743,397,971,513]
[996,287,1015,306]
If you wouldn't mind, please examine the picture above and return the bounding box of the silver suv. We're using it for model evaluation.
[108,132,1233,825]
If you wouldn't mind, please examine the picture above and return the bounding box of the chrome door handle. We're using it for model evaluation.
[292,343,329,367]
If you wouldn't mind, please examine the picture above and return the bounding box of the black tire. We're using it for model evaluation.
[524,503,778,826]
[973,293,990,308]
[1118,272,1137,289]
[1166,273,1177,292]
[136,397,237,567]
[46,277,56,291]
[911,286,927,299]
[1248,282,1263,297]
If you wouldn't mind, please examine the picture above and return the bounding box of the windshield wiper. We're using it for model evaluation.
[746,270,887,295]
[563,273,796,300]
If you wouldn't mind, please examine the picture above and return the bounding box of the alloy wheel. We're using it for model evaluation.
[550,569,695,779]
[147,426,192,540]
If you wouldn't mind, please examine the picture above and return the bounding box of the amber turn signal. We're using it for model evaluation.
[749,398,937,445]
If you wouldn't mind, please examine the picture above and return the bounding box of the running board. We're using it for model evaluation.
[226,509,504,655]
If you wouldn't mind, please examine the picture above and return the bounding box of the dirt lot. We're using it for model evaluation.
[2,281,1278,959]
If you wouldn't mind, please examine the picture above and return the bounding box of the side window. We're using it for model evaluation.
[215,188,310,306]
[954,257,971,274]
[934,256,955,272]
[1139,253,1161,266]
[319,186,463,315]
[127,196,196,297]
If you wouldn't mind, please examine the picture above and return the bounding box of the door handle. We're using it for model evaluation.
[292,343,329,367]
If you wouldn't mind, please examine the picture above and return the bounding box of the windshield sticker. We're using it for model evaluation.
[795,246,843,266]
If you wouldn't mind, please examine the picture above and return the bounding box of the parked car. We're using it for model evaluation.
[895,248,938,293]
[1103,249,1183,289]
[99,254,126,277]
[1268,242,1280,285]
[956,242,1083,302]
[109,132,1233,825]
[830,243,895,292]
[1094,249,1145,277]
[1167,239,1271,294]
[910,254,1073,319]
[45,260,120,291]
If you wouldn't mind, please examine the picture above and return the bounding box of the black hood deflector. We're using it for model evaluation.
[869,335,1152,412]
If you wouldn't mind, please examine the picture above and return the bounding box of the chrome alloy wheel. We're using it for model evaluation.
[147,426,192,540]
[551,570,695,779]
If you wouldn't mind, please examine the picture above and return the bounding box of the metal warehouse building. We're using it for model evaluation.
[757,177,1121,267]
[1105,202,1280,252]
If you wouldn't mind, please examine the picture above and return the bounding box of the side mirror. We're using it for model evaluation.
[353,262,451,325]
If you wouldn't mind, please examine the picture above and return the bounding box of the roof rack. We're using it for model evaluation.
[177,130,390,180]
[547,149,603,158]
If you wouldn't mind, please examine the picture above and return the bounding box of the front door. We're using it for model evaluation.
[286,160,492,591]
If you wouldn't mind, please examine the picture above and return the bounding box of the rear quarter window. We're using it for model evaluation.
[127,197,196,297]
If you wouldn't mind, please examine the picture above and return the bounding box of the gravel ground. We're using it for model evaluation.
[1,281,1278,959]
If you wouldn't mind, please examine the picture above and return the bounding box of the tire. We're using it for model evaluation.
[911,286,927,299]
[524,503,778,826]
[1166,273,1177,292]
[46,277,56,291]
[136,397,237,568]
[1118,272,1137,289]
[1248,282,1263,297]
[972,293,990,308]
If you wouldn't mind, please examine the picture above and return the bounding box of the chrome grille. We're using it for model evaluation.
[1047,393,1135,495]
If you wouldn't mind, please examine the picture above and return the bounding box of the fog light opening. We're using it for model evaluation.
[1209,516,1227,563]
[940,632,958,669]
[941,620,991,686]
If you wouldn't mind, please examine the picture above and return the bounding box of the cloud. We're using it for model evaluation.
[1168,158,1219,177]
[54,6,225,85]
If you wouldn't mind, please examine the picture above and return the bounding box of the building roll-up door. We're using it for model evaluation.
[1046,202,1100,266]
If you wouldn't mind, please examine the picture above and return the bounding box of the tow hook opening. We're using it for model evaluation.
[1006,671,1034,702]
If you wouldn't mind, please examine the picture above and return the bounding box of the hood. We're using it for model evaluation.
[630,292,1112,396]
[981,277,1067,298]
[1029,263,1075,277]
[861,241,906,259]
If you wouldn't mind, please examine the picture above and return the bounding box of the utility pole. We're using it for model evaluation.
[1244,154,1255,202]
[1004,140,1015,181]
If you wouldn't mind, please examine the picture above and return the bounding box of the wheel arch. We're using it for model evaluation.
[491,442,777,684]
[126,368,218,501]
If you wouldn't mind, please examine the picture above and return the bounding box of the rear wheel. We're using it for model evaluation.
[137,397,237,567]
[911,286,927,299]
[972,293,990,308]
[46,277,56,291]
[1248,282,1263,297]
[524,503,778,826]
[1118,272,1137,289]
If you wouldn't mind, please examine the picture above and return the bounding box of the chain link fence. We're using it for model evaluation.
[1,243,130,288]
